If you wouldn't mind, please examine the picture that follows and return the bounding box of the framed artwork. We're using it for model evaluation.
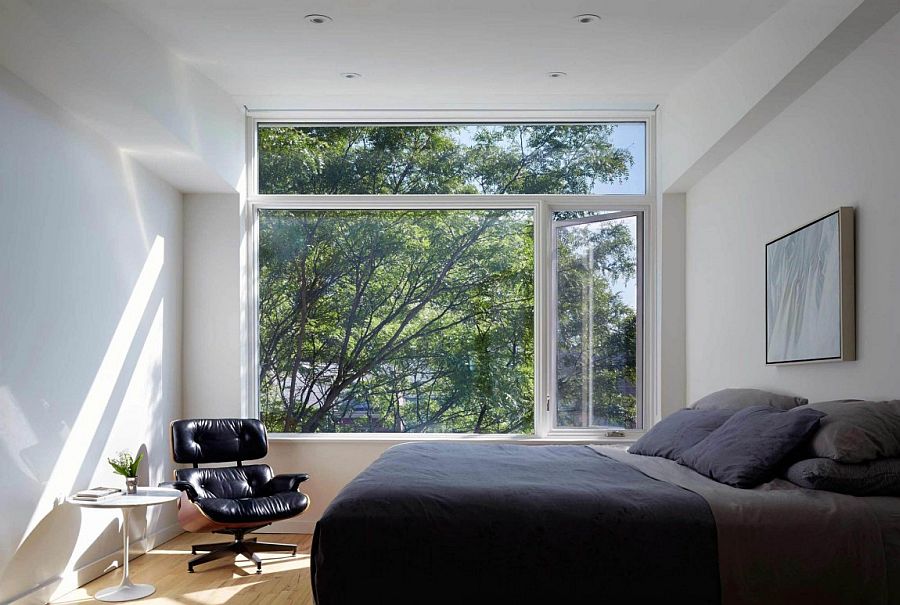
[765,207,855,364]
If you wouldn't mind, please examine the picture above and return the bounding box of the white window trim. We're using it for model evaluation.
[243,112,658,440]
[548,209,645,435]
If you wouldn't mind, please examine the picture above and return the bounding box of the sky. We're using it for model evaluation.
[609,217,638,310]
[594,122,646,195]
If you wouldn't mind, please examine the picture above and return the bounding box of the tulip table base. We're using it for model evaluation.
[66,488,180,602]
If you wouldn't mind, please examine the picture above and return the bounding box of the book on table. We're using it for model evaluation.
[73,487,122,501]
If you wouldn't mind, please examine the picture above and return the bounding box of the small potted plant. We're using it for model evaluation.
[108,450,144,495]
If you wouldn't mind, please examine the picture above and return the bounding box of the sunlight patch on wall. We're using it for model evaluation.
[20,235,165,545]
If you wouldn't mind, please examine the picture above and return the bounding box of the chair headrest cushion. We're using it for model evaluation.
[171,418,268,464]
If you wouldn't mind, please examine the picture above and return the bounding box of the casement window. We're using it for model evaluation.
[247,117,654,437]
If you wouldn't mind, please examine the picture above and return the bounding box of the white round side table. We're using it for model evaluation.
[67,487,180,602]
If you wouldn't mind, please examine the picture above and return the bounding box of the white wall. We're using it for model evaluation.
[0,67,183,604]
[659,193,687,415]
[183,193,243,419]
[0,0,246,193]
[659,0,867,193]
[685,13,900,402]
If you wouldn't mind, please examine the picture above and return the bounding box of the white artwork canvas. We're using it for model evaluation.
[766,210,853,364]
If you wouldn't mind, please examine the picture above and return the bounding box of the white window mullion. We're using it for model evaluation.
[533,200,551,438]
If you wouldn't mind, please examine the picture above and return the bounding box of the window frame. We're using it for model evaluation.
[244,112,657,441]
[550,210,644,433]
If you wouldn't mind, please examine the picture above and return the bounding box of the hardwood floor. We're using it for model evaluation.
[52,533,314,605]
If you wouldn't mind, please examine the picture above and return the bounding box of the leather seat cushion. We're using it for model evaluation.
[196,491,310,524]
[176,464,273,500]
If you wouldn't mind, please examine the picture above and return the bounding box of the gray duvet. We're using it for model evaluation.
[595,445,900,605]
[312,443,720,605]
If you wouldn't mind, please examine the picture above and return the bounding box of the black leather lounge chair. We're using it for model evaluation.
[161,418,310,573]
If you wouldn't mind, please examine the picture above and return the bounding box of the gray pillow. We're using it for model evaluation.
[677,406,825,488]
[689,388,807,412]
[630,409,735,461]
[794,400,900,463]
[784,457,900,496]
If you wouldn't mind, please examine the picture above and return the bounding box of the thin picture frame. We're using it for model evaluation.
[765,207,855,365]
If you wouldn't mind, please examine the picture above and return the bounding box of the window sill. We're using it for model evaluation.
[267,433,640,446]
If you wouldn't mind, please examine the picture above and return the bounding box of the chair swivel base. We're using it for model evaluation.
[188,536,297,574]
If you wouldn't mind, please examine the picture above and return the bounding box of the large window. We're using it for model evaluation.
[250,120,651,436]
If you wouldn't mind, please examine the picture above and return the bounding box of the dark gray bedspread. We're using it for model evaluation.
[311,443,719,605]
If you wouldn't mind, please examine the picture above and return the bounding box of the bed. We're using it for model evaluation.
[311,441,900,605]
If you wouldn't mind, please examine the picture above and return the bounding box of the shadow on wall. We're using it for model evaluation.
[0,237,169,604]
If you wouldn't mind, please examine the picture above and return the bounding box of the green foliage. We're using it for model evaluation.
[258,124,633,195]
[259,210,534,433]
[108,451,143,477]
[257,125,638,433]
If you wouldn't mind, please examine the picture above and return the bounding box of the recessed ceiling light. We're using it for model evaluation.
[341,72,362,79]
[574,13,601,24]
[547,71,568,79]
[305,14,333,24]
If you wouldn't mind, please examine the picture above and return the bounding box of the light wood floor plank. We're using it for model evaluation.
[51,533,313,605]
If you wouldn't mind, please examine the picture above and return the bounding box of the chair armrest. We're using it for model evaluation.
[159,480,198,501]
[262,473,309,495]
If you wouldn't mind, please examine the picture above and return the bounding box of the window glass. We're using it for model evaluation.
[257,123,645,195]
[554,214,639,429]
[257,209,534,433]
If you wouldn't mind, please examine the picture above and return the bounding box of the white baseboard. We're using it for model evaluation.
[257,518,317,535]
[9,522,183,605]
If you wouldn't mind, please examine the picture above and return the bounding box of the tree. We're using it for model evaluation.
[259,209,533,432]
[258,124,633,195]
[257,124,637,433]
